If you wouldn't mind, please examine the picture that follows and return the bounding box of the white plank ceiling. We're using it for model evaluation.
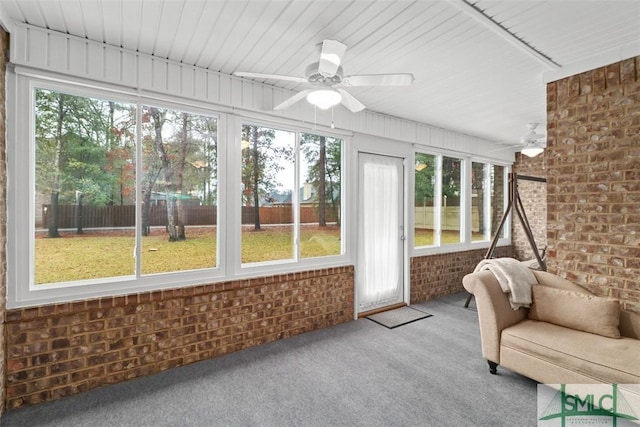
[1,0,639,146]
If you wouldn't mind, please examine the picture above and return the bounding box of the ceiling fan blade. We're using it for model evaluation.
[342,73,415,87]
[234,71,307,84]
[336,88,365,112]
[273,90,311,110]
[318,40,347,77]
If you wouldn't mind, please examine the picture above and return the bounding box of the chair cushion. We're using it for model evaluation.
[528,285,621,338]
[502,320,640,384]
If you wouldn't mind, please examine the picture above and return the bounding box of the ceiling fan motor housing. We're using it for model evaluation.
[306,62,343,85]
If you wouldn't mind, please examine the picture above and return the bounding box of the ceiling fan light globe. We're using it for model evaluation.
[521,147,544,157]
[307,89,342,110]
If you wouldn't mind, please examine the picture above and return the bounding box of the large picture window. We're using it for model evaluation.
[11,76,349,307]
[15,72,507,308]
[240,125,344,265]
[33,88,219,287]
[35,89,137,284]
[414,151,508,250]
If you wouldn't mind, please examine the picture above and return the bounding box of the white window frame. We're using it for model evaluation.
[411,148,511,256]
[7,70,350,308]
[231,116,349,279]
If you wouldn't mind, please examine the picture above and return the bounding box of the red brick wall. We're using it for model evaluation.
[4,267,354,408]
[512,153,547,261]
[0,27,10,417]
[4,240,519,410]
[546,55,640,312]
[410,245,514,303]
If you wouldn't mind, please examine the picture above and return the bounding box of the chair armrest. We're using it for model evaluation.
[463,270,529,363]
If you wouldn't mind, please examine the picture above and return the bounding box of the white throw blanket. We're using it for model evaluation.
[474,258,537,310]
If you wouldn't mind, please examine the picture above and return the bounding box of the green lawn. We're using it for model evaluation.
[414,229,486,246]
[35,229,219,284]
[35,225,342,284]
[36,226,478,284]
[415,229,460,246]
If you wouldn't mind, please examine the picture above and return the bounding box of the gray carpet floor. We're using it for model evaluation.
[1,293,538,427]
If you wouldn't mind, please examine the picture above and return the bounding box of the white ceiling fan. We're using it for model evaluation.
[234,40,414,113]
[520,122,546,157]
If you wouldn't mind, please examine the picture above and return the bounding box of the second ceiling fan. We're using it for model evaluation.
[234,40,414,113]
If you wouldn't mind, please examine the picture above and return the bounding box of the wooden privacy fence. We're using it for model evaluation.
[41,204,337,228]
[240,205,338,225]
[41,205,217,228]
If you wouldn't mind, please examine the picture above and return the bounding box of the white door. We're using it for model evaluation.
[357,153,405,314]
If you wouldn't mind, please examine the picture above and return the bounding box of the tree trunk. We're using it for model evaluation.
[251,127,261,230]
[48,191,61,237]
[176,113,189,241]
[48,93,66,238]
[318,136,327,227]
[491,166,505,237]
[75,193,84,234]
[166,194,179,241]
[149,107,179,241]
[476,191,485,236]
[108,101,116,205]
[142,192,151,236]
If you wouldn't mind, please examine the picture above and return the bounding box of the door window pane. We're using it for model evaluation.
[442,156,462,244]
[414,153,436,247]
[241,125,295,264]
[34,89,136,284]
[140,106,218,274]
[300,133,342,258]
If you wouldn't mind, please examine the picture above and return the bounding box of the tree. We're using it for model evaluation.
[472,162,486,235]
[175,112,193,240]
[301,134,342,226]
[49,92,65,237]
[104,102,136,206]
[318,137,326,226]
[442,157,461,201]
[142,107,214,240]
[241,125,292,230]
[35,89,136,235]
[414,153,435,206]
[490,165,506,238]
[147,107,182,241]
[191,117,218,206]
[140,127,163,236]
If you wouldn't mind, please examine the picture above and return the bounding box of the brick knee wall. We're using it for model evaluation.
[546,55,640,312]
[4,267,354,409]
[5,243,522,410]
[410,246,514,303]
